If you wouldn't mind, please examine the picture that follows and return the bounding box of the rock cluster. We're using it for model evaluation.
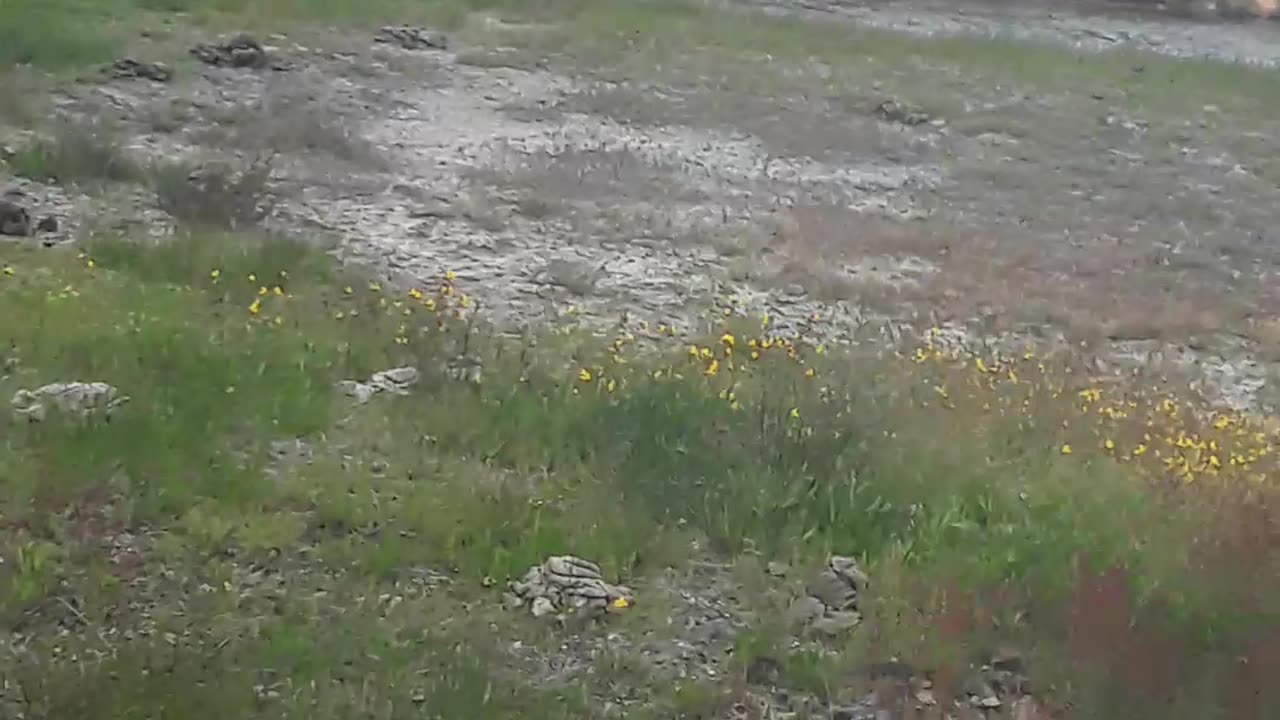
[505,555,634,618]
[788,555,867,635]
[11,382,128,422]
[109,58,173,83]
[191,34,290,71]
[374,26,448,51]
[337,366,419,403]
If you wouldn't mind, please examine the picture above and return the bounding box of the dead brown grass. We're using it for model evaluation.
[773,206,1259,347]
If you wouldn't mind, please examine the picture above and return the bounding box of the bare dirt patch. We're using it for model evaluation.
[10,1,1280,412]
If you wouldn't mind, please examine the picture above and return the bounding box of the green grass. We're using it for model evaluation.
[2,231,1277,719]
[3,119,144,186]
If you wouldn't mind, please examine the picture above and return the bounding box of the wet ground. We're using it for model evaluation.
[6,0,1280,409]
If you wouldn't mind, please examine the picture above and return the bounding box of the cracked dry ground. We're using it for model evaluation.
[13,2,1280,412]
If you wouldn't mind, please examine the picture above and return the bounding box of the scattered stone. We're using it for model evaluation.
[506,555,634,618]
[990,646,1026,674]
[745,654,782,685]
[0,200,31,237]
[812,610,863,636]
[34,216,58,234]
[337,366,420,403]
[975,695,1003,709]
[12,382,129,422]
[108,58,173,82]
[786,595,825,626]
[766,560,789,577]
[808,555,866,613]
[874,98,932,126]
[191,34,290,70]
[791,556,868,635]
[374,26,448,51]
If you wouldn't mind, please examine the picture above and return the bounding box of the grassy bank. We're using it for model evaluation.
[2,228,1278,718]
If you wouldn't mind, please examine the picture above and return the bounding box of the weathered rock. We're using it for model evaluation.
[12,382,128,422]
[808,555,865,613]
[786,595,825,626]
[812,610,862,636]
[337,366,420,403]
[109,58,173,82]
[34,216,58,234]
[374,26,448,51]
[191,34,290,70]
[874,98,931,126]
[0,199,31,237]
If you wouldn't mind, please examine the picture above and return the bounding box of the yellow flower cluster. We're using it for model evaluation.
[904,328,1278,487]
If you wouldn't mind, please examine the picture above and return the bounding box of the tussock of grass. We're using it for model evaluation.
[150,156,277,229]
[4,119,143,187]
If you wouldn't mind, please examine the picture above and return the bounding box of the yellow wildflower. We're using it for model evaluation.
[408,288,424,300]
[606,378,617,393]
[344,286,354,295]
[210,269,221,280]
[445,270,457,281]
[789,407,800,420]
[1061,444,1072,455]
[721,332,736,348]
[578,368,593,383]
[248,299,262,315]
[2,266,13,276]
[705,359,719,377]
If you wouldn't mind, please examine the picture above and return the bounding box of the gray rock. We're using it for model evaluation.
[811,610,862,636]
[546,555,602,579]
[0,199,31,237]
[338,366,420,403]
[374,26,448,51]
[786,595,825,626]
[12,382,128,422]
[530,596,556,617]
[875,99,931,126]
[34,216,57,234]
[109,58,172,82]
[506,555,633,619]
[191,34,290,71]
[809,555,866,613]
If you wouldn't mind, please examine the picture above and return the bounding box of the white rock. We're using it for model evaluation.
[530,596,556,617]
[11,382,128,422]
